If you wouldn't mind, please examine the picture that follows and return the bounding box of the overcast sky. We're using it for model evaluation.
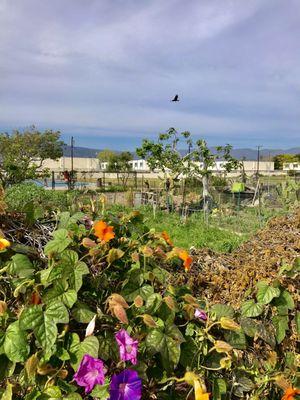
[0,0,299,149]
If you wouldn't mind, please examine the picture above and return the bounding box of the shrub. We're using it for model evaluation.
[4,183,78,217]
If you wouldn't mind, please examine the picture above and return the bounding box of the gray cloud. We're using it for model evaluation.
[0,0,299,148]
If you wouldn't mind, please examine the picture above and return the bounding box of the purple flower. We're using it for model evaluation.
[73,354,105,394]
[109,369,142,400]
[115,329,138,365]
[194,309,208,321]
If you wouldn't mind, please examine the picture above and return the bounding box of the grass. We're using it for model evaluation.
[108,205,283,253]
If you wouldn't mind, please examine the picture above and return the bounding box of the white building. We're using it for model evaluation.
[283,162,300,171]
[40,157,274,174]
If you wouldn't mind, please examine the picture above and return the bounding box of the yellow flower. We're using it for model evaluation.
[93,220,115,243]
[0,238,10,251]
[179,372,210,400]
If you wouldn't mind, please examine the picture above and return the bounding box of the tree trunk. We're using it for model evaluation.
[202,174,211,223]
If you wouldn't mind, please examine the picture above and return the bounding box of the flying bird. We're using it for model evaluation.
[171,94,179,102]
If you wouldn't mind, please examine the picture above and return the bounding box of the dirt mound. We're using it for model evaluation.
[176,209,300,307]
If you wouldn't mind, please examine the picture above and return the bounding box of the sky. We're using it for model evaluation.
[0,0,299,150]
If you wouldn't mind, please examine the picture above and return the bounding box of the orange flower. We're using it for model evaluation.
[282,387,300,400]
[93,220,115,243]
[161,231,173,246]
[178,250,193,272]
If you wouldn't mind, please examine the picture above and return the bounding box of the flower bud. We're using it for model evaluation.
[82,238,97,248]
[220,317,240,331]
[142,314,157,327]
[0,301,7,316]
[214,340,233,353]
[164,296,176,311]
[0,238,10,251]
[220,356,232,369]
[134,295,144,308]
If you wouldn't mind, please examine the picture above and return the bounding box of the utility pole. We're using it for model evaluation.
[70,136,74,190]
[256,145,261,179]
[256,146,262,225]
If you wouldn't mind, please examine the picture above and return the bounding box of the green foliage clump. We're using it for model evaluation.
[0,211,298,399]
[5,183,78,217]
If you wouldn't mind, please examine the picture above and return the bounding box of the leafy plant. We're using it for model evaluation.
[0,210,298,399]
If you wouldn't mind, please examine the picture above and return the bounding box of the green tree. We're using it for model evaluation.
[136,127,240,220]
[98,149,116,167]
[0,127,63,187]
[98,150,133,188]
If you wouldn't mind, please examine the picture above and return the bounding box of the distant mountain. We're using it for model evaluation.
[64,145,300,160]
[63,145,102,158]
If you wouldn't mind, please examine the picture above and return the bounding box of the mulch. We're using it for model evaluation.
[174,208,300,307]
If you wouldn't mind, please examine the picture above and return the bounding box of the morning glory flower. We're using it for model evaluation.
[73,354,105,394]
[194,309,208,321]
[109,369,142,400]
[115,329,138,365]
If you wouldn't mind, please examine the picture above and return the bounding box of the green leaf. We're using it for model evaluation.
[273,290,295,310]
[257,322,276,348]
[122,284,154,302]
[272,315,289,344]
[224,330,247,350]
[72,302,95,323]
[152,267,170,284]
[61,290,77,308]
[7,254,34,278]
[146,325,184,373]
[240,318,258,337]
[256,281,280,305]
[70,335,99,370]
[58,212,84,229]
[19,305,43,331]
[60,250,79,266]
[46,300,69,324]
[1,381,13,400]
[40,386,62,399]
[90,383,110,399]
[19,302,69,357]
[233,376,255,397]
[210,304,235,319]
[145,293,162,313]
[4,321,30,362]
[180,337,198,368]
[241,300,264,317]
[64,395,82,400]
[44,229,72,255]
[24,388,41,400]
[97,333,118,362]
[107,248,124,264]
[43,282,77,308]
[213,378,227,400]
[66,261,89,292]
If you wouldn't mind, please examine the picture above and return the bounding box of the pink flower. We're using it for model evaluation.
[194,309,208,321]
[115,329,138,365]
[73,354,105,394]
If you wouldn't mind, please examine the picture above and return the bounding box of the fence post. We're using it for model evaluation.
[51,171,55,190]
